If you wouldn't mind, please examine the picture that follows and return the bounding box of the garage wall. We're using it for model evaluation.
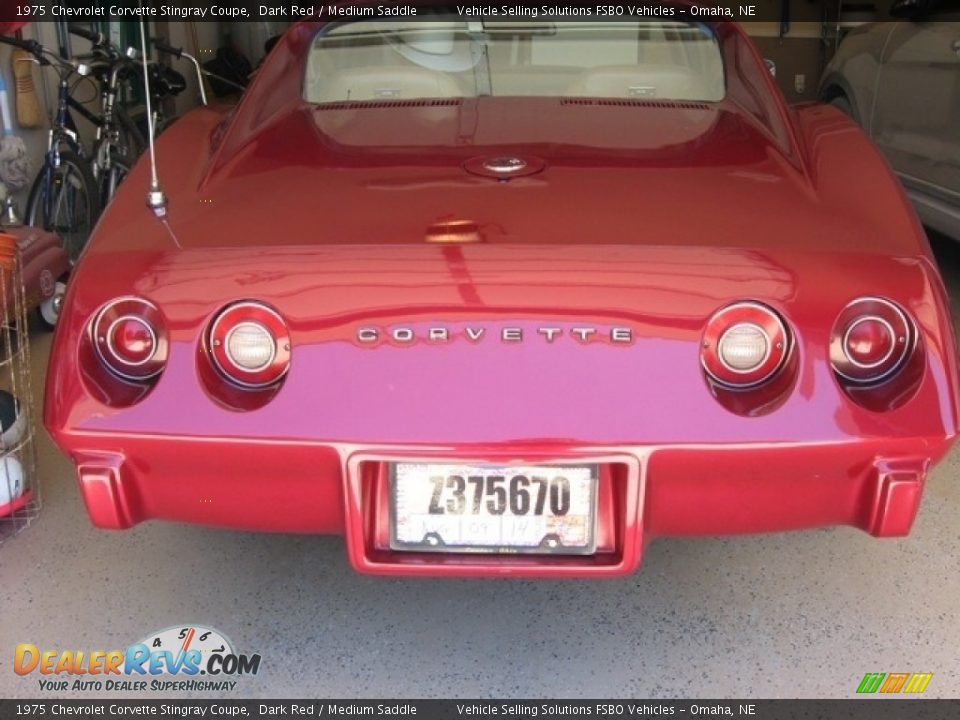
[744,22,833,104]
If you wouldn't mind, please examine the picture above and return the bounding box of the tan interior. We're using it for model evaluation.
[564,65,712,100]
[304,23,725,104]
[315,65,463,102]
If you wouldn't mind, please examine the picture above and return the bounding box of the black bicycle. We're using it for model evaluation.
[66,24,147,208]
[0,35,101,262]
[67,25,189,207]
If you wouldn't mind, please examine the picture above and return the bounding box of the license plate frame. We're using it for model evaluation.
[389,462,599,555]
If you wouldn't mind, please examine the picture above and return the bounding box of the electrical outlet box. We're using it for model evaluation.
[794,74,806,94]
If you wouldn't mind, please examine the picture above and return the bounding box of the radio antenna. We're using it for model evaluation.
[139,17,167,217]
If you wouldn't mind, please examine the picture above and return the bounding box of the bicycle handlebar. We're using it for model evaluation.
[0,34,44,58]
[67,24,106,47]
[0,34,96,75]
[151,38,183,60]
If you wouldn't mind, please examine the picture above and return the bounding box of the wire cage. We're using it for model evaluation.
[0,231,40,542]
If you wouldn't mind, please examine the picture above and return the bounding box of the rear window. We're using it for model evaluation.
[305,20,725,104]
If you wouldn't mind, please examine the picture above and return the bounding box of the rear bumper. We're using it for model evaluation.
[61,435,942,577]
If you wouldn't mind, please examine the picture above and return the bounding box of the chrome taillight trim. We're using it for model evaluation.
[832,297,914,385]
[92,296,167,382]
[701,301,790,389]
[208,301,291,389]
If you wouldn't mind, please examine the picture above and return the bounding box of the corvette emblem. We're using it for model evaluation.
[356,326,633,345]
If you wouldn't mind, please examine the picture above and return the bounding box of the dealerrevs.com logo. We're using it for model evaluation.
[14,625,261,692]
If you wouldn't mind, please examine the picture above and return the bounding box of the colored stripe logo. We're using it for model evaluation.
[857,672,933,694]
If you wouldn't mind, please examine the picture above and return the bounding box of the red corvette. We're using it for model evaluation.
[44,14,959,577]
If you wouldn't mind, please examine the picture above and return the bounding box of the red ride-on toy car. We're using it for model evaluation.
[0,225,70,330]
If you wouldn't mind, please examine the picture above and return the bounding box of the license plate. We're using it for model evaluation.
[390,463,598,554]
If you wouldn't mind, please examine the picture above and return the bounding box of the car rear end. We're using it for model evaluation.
[44,240,959,577]
[42,15,960,577]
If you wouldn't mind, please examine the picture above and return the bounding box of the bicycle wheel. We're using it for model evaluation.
[26,151,102,263]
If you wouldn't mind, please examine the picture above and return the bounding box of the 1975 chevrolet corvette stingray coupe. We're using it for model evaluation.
[44,11,960,577]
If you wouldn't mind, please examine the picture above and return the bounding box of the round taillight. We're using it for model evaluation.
[225,322,275,370]
[845,317,894,368]
[109,317,155,365]
[702,302,790,388]
[718,323,769,371]
[831,298,913,384]
[209,302,290,388]
[92,298,167,381]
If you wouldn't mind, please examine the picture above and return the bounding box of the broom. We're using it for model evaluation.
[0,66,31,196]
[11,29,42,129]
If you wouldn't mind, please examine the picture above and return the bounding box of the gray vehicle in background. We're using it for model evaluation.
[820,0,960,239]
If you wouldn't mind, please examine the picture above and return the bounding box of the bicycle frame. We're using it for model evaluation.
[39,73,86,228]
[67,94,101,133]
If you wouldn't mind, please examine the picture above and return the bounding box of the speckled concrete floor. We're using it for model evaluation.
[1,236,958,700]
